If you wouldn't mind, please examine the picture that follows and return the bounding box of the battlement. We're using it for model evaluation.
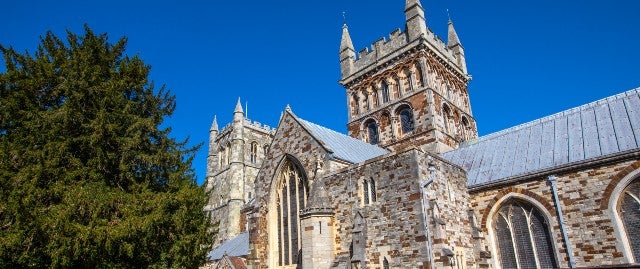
[243,118,275,133]
[351,27,458,75]
[218,118,275,136]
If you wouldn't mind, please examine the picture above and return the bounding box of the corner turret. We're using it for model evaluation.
[340,24,356,79]
[405,0,427,41]
[447,20,467,74]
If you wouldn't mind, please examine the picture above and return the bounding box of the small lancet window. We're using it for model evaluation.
[250,142,258,164]
[362,178,377,205]
[399,107,415,135]
[381,80,390,103]
[415,65,424,88]
[443,105,452,134]
[366,120,379,145]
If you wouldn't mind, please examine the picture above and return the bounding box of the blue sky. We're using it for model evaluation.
[2,0,639,185]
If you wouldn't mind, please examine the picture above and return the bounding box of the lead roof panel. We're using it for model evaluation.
[440,88,640,188]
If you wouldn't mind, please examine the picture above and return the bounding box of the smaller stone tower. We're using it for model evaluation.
[205,98,275,247]
[300,184,335,269]
[339,0,478,154]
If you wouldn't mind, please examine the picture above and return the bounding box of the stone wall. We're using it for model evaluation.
[248,110,475,268]
[469,159,640,268]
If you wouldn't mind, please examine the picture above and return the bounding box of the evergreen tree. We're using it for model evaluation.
[0,25,212,268]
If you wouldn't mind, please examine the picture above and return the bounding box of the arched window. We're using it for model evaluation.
[363,178,377,205]
[225,143,231,165]
[276,160,309,266]
[383,257,390,269]
[398,107,415,135]
[352,93,360,116]
[415,64,424,88]
[394,77,401,98]
[218,146,224,167]
[493,199,557,269]
[619,177,640,261]
[442,105,452,134]
[365,120,379,145]
[362,92,370,111]
[250,142,258,164]
[381,81,390,103]
[461,116,470,140]
[405,69,414,92]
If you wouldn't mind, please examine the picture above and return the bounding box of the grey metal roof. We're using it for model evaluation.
[440,88,640,188]
[208,232,249,260]
[297,118,389,164]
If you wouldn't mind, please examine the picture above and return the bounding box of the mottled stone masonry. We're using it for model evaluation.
[248,109,476,268]
[469,159,640,268]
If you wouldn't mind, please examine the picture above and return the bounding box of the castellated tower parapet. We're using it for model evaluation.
[204,98,275,247]
[340,25,467,84]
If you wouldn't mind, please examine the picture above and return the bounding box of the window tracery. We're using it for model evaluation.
[493,199,557,269]
[276,160,308,266]
[620,177,640,261]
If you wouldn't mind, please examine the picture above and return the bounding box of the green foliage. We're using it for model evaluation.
[0,25,213,268]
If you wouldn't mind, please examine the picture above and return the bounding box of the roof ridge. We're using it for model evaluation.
[464,87,640,146]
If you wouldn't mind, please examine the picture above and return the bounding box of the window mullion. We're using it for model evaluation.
[524,210,542,269]
[506,208,522,269]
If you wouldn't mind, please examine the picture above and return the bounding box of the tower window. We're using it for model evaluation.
[443,105,452,134]
[415,64,424,88]
[250,142,258,164]
[352,93,360,115]
[493,199,557,269]
[383,257,390,269]
[381,81,390,103]
[363,92,370,111]
[461,116,470,141]
[365,120,379,145]
[399,107,415,135]
[405,69,414,92]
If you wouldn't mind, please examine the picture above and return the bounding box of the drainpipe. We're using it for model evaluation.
[420,164,436,268]
[548,175,575,268]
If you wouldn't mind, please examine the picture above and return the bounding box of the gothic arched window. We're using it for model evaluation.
[493,199,557,269]
[276,160,309,266]
[351,93,360,116]
[405,69,414,92]
[619,177,640,261]
[383,257,390,269]
[398,107,415,135]
[442,104,452,134]
[381,81,390,103]
[225,143,231,165]
[362,178,377,205]
[461,116,470,141]
[365,120,379,145]
[362,91,370,111]
[415,64,424,88]
[250,142,258,164]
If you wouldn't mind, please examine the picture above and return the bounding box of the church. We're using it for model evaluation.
[203,1,640,268]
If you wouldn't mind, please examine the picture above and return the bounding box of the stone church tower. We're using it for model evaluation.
[340,0,477,154]
[204,98,275,246]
